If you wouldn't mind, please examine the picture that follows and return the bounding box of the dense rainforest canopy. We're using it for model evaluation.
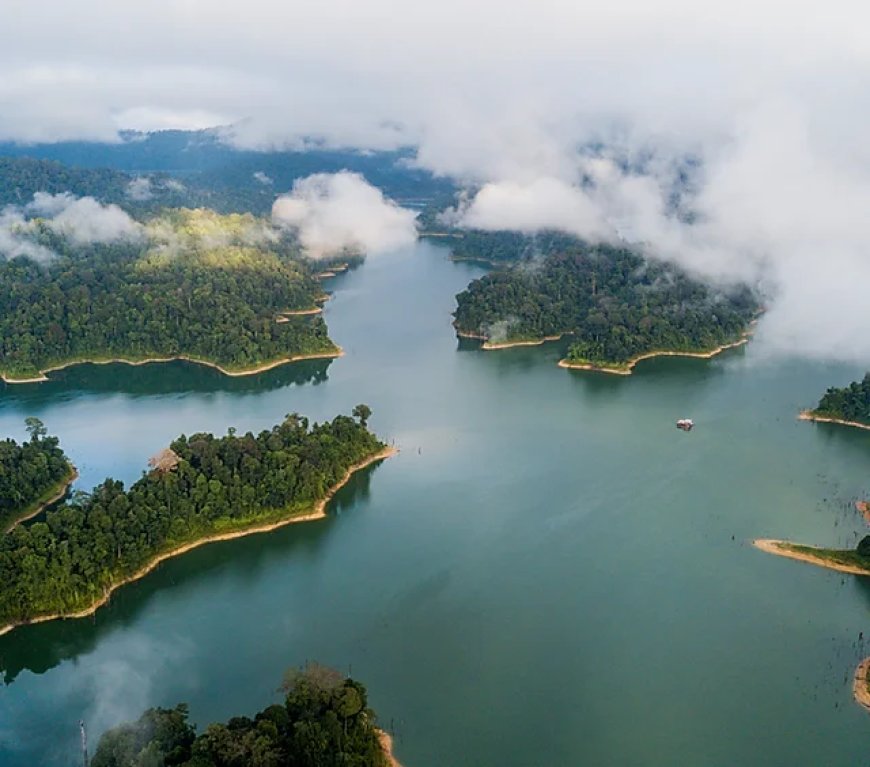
[0,134,455,215]
[91,664,391,767]
[0,208,337,380]
[448,230,582,265]
[454,238,758,366]
[0,410,385,626]
[812,374,870,426]
[0,418,73,531]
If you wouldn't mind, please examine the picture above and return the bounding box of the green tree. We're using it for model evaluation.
[352,404,372,427]
[24,417,47,442]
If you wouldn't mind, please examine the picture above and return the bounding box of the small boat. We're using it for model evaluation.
[676,418,694,432]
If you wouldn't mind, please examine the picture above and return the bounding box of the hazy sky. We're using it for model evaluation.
[4,1,870,361]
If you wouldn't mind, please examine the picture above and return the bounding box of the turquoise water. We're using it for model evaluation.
[1,242,869,766]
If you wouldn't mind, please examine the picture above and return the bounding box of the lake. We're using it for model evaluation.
[1,241,869,766]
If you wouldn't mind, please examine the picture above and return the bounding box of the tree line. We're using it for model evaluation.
[0,216,336,380]
[0,418,73,531]
[91,663,391,767]
[812,373,870,426]
[453,238,758,365]
[0,410,384,626]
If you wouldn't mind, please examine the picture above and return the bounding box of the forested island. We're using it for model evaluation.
[0,408,392,633]
[0,418,75,532]
[801,373,870,430]
[0,208,340,382]
[91,664,401,767]
[453,239,758,370]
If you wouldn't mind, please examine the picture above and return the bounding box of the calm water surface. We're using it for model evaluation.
[1,242,869,766]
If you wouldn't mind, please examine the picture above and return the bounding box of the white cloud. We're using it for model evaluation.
[0,194,143,261]
[2,1,870,360]
[0,208,55,262]
[28,193,143,245]
[272,172,418,258]
[252,171,273,185]
[125,177,153,201]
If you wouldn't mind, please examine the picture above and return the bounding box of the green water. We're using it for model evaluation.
[1,242,869,766]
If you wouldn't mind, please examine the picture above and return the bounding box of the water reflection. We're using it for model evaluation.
[0,357,333,403]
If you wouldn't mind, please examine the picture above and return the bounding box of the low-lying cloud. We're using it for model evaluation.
[272,172,417,258]
[29,192,143,245]
[3,1,870,361]
[0,193,143,261]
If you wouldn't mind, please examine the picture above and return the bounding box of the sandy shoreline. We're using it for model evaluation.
[854,657,870,712]
[0,447,397,637]
[276,307,324,321]
[557,337,750,375]
[3,466,78,533]
[752,539,870,576]
[798,412,870,432]
[0,348,343,385]
[377,730,405,767]
[482,334,565,350]
[456,329,566,349]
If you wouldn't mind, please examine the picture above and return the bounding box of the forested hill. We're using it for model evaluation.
[0,131,456,214]
[448,230,582,265]
[454,241,758,366]
[91,664,393,767]
[0,419,74,531]
[0,209,337,381]
[0,157,193,212]
[810,374,870,426]
[0,410,387,628]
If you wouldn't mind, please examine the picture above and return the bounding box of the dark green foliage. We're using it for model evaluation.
[91,705,196,767]
[0,421,72,530]
[454,238,757,365]
[92,666,389,767]
[0,237,334,380]
[0,158,191,213]
[857,535,870,559]
[449,230,581,265]
[0,133,456,215]
[352,404,372,427]
[0,413,385,625]
[813,374,870,426]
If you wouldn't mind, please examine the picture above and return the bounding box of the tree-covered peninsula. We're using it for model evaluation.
[0,208,338,382]
[454,240,758,369]
[91,664,398,767]
[0,418,75,532]
[0,410,392,632]
[802,373,870,428]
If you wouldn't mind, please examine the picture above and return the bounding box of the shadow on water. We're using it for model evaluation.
[0,358,333,404]
[0,461,380,685]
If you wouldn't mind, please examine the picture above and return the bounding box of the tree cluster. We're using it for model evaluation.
[814,373,870,426]
[0,418,72,530]
[0,410,383,625]
[91,664,389,767]
[0,221,335,379]
[453,239,758,365]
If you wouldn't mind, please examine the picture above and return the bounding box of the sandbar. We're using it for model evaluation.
[798,412,870,432]
[752,539,870,576]
[377,730,405,767]
[854,657,870,713]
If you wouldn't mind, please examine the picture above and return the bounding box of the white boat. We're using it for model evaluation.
[676,418,694,431]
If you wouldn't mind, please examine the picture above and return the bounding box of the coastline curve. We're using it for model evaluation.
[0,447,397,637]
